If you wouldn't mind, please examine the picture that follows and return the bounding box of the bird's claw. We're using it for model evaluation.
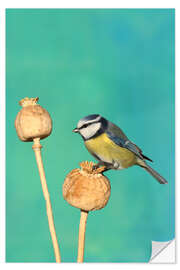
[92,164,99,171]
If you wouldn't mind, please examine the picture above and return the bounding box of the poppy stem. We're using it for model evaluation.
[32,138,61,263]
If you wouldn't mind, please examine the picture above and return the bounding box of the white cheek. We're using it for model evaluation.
[80,123,101,139]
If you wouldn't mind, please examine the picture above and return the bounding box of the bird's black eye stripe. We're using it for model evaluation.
[79,119,105,130]
[83,124,88,128]
[80,123,89,129]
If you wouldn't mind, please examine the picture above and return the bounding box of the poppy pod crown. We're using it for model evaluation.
[63,161,111,212]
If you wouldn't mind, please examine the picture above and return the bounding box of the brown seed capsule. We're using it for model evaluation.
[15,97,52,142]
[14,97,60,262]
[63,161,111,211]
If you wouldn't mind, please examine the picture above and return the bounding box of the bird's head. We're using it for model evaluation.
[73,114,108,140]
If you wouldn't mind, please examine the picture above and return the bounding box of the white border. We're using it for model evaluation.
[0,1,178,268]
[0,7,5,264]
[0,0,177,8]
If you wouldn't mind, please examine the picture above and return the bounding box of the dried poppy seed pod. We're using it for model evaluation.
[14,97,61,262]
[63,161,111,263]
[63,161,111,212]
[15,97,52,141]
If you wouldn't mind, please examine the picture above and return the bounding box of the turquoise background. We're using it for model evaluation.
[6,9,175,262]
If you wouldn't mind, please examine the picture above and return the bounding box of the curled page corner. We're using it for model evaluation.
[149,239,175,263]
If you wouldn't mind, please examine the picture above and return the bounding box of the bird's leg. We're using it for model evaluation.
[102,163,114,172]
[92,161,105,170]
[93,161,113,172]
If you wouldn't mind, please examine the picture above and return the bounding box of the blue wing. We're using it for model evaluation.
[106,124,152,162]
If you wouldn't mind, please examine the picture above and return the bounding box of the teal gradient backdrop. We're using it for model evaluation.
[6,9,175,262]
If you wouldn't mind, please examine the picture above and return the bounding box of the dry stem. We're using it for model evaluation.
[32,138,61,263]
[77,210,88,262]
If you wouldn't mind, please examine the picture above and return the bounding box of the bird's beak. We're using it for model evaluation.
[72,128,79,133]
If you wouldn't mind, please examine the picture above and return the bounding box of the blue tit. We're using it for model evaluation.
[73,114,168,184]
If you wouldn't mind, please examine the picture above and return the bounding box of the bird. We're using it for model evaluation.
[72,114,168,184]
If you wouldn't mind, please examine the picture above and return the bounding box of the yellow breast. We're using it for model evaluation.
[85,133,136,169]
